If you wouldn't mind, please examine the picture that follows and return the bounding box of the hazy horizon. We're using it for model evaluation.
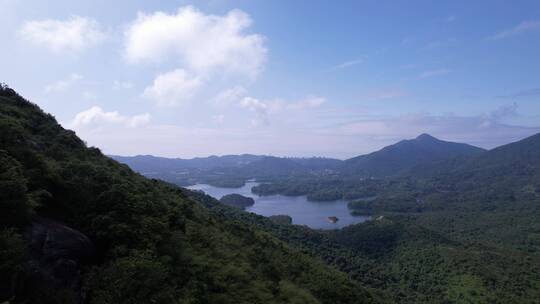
[109,131,531,160]
[2,0,540,158]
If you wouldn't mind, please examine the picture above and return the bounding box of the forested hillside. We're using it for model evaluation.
[188,189,540,303]
[403,132,540,201]
[342,133,485,177]
[0,85,380,303]
[3,85,539,304]
[353,131,540,214]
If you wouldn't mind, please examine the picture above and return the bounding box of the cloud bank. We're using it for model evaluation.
[19,16,107,53]
[124,6,267,79]
[70,106,151,129]
[143,69,202,107]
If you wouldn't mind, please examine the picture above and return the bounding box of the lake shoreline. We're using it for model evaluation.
[187,182,370,230]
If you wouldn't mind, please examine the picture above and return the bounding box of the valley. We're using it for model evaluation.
[187,182,370,229]
[113,119,540,303]
[3,2,540,303]
[1,85,539,303]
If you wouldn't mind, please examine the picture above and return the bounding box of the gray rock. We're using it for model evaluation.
[15,217,95,304]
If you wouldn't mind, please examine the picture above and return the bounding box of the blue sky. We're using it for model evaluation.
[1,0,540,158]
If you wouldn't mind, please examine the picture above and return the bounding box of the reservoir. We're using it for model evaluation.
[187,182,370,230]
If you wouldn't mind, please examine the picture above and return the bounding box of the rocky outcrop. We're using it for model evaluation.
[15,217,95,304]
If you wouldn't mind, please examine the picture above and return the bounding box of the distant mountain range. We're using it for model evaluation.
[111,154,265,173]
[112,133,486,181]
[110,154,343,184]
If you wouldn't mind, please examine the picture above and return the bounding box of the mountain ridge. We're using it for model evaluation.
[112,133,486,184]
[342,133,486,177]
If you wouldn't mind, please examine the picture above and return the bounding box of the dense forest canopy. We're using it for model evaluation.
[1,85,540,303]
[0,85,380,304]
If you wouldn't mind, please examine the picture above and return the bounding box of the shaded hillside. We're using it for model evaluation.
[343,134,485,177]
[0,85,379,304]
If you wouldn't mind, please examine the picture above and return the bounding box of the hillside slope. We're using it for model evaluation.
[401,132,540,204]
[189,190,540,303]
[343,134,485,177]
[0,85,380,304]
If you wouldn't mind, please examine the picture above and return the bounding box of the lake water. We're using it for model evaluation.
[187,182,370,230]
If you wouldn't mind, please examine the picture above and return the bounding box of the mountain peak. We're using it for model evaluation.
[415,133,438,141]
[344,132,485,177]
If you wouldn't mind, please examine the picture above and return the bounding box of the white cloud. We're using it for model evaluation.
[45,73,83,93]
[19,16,107,53]
[333,59,363,70]
[70,106,150,129]
[240,96,269,126]
[238,95,326,126]
[420,69,451,78]
[124,6,267,79]
[67,102,539,159]
[143,69,202,107]
[213,86,247,106]
[488,20,540,40]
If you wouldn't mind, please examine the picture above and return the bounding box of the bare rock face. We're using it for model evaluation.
[15,217,95,304]
[28,218,95,262]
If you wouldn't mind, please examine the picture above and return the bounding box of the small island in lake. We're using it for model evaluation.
[268,215,293,225]
[220,193,255,209]
[327,216,339,223]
